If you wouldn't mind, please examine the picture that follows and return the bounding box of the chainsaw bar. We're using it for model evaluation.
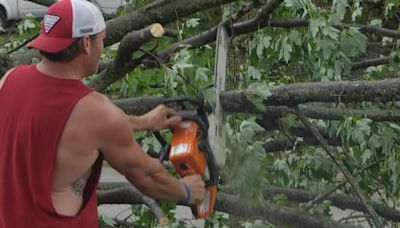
[207,24,228,170]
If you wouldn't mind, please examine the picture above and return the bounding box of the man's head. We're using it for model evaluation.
[28,0,106,74]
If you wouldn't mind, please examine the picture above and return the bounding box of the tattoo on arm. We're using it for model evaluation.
[70,171,91,196]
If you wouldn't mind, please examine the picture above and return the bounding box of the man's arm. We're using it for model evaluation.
[92,95,204,204]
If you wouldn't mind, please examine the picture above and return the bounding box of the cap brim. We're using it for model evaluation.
[27,35,77,53]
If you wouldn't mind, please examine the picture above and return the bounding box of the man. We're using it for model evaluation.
[0,0,205,227]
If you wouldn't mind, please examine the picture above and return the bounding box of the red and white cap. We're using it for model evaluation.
[27,0,106,53]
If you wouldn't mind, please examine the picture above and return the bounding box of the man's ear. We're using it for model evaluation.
[81,36,91,55]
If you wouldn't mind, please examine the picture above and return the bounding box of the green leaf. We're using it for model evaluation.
[340,28,368,57]
[318,38,336,60]
[239,118,264,142]
[141,135,161,153]
[173,63,194,69]
[289,30,301,45]
[99,214,116,226]
[279,37,292,63]
[195,67,210,81]
[202,87,216,107]
[247,66,262,80]
[185,18,200,28]
[284,0,303,10]
[263,36,272,48]
[351,4,363,21]
[361,149,372,164]
[246,83,273,112]
[368,134,381,149]
[322,26,339,40]
[389,123,400,131]
[310,19,326,38]
[273,194,288,206]
[331,0,348,20]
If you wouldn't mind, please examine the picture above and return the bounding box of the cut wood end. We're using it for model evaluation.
[150,23,165,37]
[158,216,169,226]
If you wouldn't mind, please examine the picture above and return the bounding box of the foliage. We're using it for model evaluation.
[99,0,400,226]
[3,0,400,227]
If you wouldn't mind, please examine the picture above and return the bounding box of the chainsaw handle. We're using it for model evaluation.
[179,113,208,140]
[159,96,209,128]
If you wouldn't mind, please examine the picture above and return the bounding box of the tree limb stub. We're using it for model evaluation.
[104,0,235,47]
[92,0,282,91]
[89,23,164,91]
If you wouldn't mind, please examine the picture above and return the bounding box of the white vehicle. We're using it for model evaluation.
[0,0,126,28]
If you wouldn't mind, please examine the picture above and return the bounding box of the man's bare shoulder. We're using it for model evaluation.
[74,92,128,127]
[71,92,132,145]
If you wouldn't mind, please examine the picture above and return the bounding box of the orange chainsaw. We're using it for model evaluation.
[155,25,228,218]
[154,97,220,218]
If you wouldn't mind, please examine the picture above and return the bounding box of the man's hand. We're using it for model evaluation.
[180,175,206,205]
[129,104,181,131]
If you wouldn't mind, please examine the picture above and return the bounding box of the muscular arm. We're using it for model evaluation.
[93,96,188,202]
[128,115,149,131]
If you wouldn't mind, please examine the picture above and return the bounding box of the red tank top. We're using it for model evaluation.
[0,65,102,228]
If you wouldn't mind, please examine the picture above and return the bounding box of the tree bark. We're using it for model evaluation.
[263,185,400,222]
[216,193,354,228]
[104,0,235,46]
[96,184,354,228]
[97,184,168,225]
[220,78,400,109]
[112,78,400,116]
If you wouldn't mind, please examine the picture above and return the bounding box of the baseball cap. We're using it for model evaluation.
[27,0,106,53]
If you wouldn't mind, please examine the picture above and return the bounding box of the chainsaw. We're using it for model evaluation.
[154,97,217,218]
[155,25,229,219]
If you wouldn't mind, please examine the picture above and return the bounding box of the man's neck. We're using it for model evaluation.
[36,59,84,80]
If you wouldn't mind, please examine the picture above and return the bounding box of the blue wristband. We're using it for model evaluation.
[179,182,191,205]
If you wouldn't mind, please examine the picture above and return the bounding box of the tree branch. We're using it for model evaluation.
[294,107,382,227]
[89,23,165,91]
[96,185,354,228]
[112,76,400,116]
[263,138,340,153]
[216,193,354,228]
[104,0,235,47]
[92,0,269,91]
[97,184,168,225]
[263,182,400,222]
[268,19,400,40]
[306,157,386,212]
[155,0,283,67]
[258,105,400,121]
[220,78,400,109]
[351,56,400,71]
[256,116,342,152]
